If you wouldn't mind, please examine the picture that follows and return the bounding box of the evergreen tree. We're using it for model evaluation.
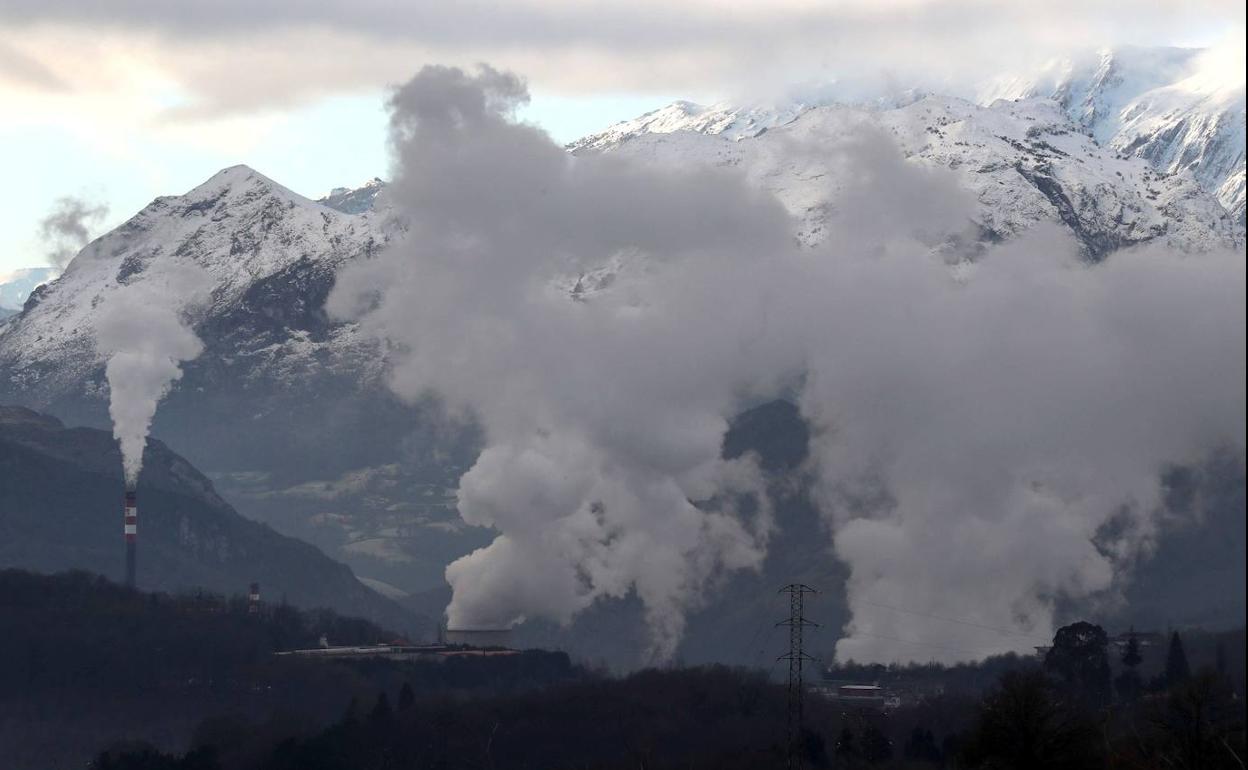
[1116,628,1144,702]
[861,724,893,764]
[835,727,859,763]
[904,727,941,763]
[1121,629,1143,669]
[397,682,415,712]
[340,696,360,727]
[369,692,394,726]
[799,728,829,767]
[1165,631,1191,688]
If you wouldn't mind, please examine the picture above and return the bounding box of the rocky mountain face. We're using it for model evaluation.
[0,47,1243,661]
[588,95,1240,260]
[0,405,428,637]
[318,177,387,214]
[985,47,1246,223]
[576,46,1245,229]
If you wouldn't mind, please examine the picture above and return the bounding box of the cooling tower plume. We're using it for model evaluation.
[332,63,1245,664]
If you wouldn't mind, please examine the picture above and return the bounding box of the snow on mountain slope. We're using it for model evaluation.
[568,99,814,152]
[0,165,386,398]
[985,47,1246,222]
[580,47,1246,224]
[981,47,1203,135]
[592,95,1242,259]
[319,177,387,214]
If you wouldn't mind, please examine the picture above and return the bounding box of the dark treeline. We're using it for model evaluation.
[825,624,1246,701]
[0,570,584,770]
[92,622,1246,770]
[5,569,1245,770]
[93,649,1247,770]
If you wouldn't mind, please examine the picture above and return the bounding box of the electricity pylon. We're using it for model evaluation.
[778,583,818,770]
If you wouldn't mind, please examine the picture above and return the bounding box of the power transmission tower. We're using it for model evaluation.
[778,583,818,770]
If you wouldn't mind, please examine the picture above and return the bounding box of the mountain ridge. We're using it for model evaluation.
[574,46,1245,224]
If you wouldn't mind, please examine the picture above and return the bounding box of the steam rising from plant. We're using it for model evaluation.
[96,264,209,487]
[39,196,108,269]
[331,65,1245,663]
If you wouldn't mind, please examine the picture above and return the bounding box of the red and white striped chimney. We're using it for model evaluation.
[124,487,137,588]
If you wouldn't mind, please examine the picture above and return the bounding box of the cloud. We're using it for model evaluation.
[38,196,108,268]
[331,64,1244,663]
[0,1,1242,115]
[0,39,67,90]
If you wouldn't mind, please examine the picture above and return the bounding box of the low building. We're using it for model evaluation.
[445,628,512,648]
[814,680,891,709]
[276,642,520,661]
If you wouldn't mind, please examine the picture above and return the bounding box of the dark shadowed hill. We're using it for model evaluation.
[0,405,429,638]
[0,569,581,770]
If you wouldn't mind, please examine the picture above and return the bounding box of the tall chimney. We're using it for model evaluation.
[124,487,137,588]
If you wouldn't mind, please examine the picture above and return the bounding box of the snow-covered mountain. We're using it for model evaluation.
[1,166,387,394]
[1,48,1243,615]
[0,167,483,596]
[984,47,1246,223]
[580,94,1241,259]
[576,46,1245,226]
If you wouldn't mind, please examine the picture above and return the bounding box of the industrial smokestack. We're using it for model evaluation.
[124,487,137,588]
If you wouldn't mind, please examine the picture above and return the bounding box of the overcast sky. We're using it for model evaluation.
[1,0,1243,273]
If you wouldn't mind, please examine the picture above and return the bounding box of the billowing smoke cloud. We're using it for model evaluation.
[330,65,794,660]
[95,263,210,487]
[797,230,1245,662]
[331,65,1245,663]
[39,196,108,268]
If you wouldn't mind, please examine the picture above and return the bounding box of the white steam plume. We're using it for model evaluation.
[797,228,1245,662]
[330,65,792,660]
[96,263,210,487]
[331,65,1245,663]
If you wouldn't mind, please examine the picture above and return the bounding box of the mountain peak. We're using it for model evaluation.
[183,164,309,207]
